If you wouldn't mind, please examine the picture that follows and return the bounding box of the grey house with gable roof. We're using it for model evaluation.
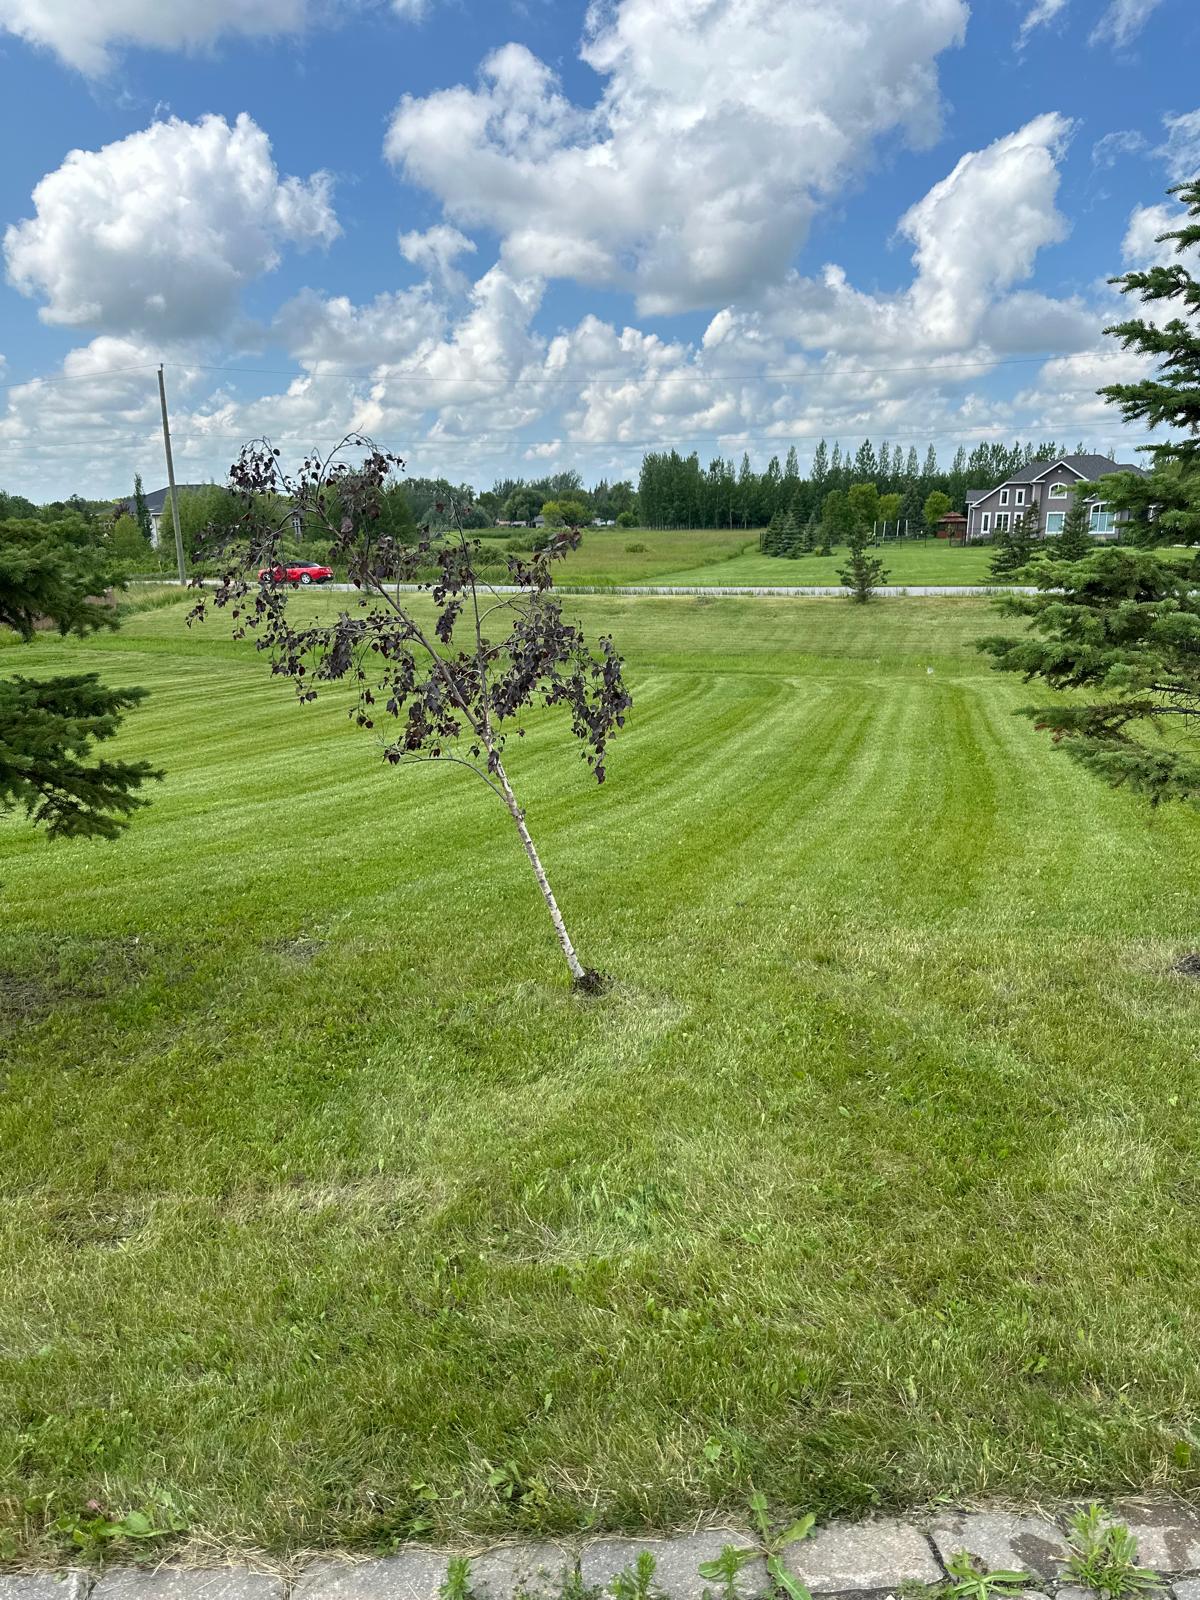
[964,453,1144,542]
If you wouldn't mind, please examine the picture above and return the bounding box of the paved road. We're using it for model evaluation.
[142,579,1038,598]
[303,581,1037,598]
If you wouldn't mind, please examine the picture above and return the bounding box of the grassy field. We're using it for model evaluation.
[3,589,1200,1563]
[644,540,996,588]
[473,530,996,588]
[479,526,755,586]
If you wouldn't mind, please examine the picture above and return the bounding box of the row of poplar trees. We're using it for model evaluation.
[636,436,1079,531]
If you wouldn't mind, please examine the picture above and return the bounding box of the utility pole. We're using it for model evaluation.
[157,363,187,585]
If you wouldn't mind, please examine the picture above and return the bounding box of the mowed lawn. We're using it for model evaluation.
[477,530,997,589]
[648,539,996,588]
[3,591,1200,1562]
[481,526,755,586]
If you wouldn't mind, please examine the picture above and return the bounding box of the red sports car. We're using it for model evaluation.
[257,560,334,586]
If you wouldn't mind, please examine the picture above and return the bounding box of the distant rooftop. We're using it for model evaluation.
[1004,453,1145,484]
[112,484,215,515]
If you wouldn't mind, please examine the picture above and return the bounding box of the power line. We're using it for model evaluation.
[0,416,1156,458]
[0,363,162,392]
[178,351,1085,386]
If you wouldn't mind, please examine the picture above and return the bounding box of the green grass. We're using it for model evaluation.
[650,539,996,588]
[480,526,757,586]
[3,592,1200,1564]
[476,530,996,587]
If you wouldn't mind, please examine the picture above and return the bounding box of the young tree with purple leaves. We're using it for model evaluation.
[189,439,631,989]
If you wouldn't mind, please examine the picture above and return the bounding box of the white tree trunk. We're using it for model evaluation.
[493,756,587,983]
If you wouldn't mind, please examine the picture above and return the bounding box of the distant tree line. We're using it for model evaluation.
[635,437,1085,532]
[4,435,1091,550]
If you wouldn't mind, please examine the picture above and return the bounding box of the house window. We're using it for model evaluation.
[1090,504,1114,533]
[981,513,990,534]
[1045,512,1064,533]
[995,512,1010,532]
[1049,480,1069,498]
[1000,488,1009,505]
[1015,489,1025,506]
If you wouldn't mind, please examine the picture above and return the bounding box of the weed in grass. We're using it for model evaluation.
[1064,1507,1163,1598]
[52,1493,187,1561]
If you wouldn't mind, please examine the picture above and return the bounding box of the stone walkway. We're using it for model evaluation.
[5,1504,1200,1600]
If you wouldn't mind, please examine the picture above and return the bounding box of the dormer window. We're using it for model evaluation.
[1000,488,1009,506]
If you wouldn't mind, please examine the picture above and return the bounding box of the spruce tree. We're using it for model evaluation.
[801,512,820,555]
[1098,178,1200,545]
[1056,486,1095,561]
[0,520,161,837]
[759,508,784,555]
[1022,495,1042,543]
[780,503,805,559]
[988,513,1035,581]
[810,438,829,492]
[981,546,1200,806]
[838,525,890,603]
[978,180,1200,816]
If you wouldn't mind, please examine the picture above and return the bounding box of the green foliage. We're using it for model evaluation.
[1064,1506,1163,1599]
[616,510,637,529]
[1056,485,1096,561]
[503,486,543,523]
[698,1545,761,1600]
[837,525,890,602]
[1098,178,1200,545]
[847,482,880,539]
[988,514,1034,582]
[878,492,902,528]
[760,508,785,555]
[1101,178,1200,473]
[441,1556,474,1600]
[613,1551,663,1600]
[820,489,854,550]
[53,1494,187,1560]
[108,513,152,567]
[940,1552,1028,1600]
[0,520,160,837]
[980,544,1200,805]
[923,491,953,534]
[542,498,589,528]
[170,483,243,563]
[132,474,154,545]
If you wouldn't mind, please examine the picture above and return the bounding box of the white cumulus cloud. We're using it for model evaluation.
[4,113,339,339]
[0,0,441,74]
[398,224,477,291]
[385,0,968,315]
[743,113,1082,360]
[0,0,309,74]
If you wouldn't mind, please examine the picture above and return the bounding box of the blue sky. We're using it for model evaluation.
[0,0,1196,499]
